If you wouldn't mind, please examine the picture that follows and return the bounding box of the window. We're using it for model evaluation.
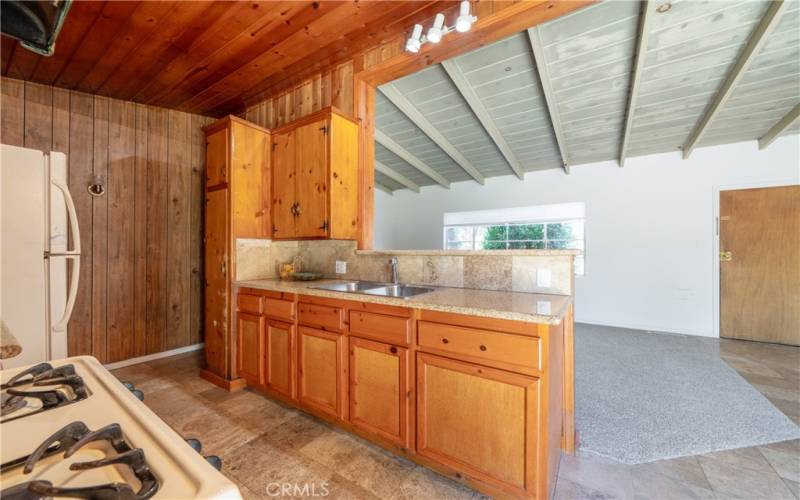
[443,203,585,275]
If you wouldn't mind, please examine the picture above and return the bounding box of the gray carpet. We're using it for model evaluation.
[575,323,800,464]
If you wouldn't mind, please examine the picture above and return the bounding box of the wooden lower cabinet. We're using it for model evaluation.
[234,291,573,499]
[416,352,540,498]
[297,326,346,419]
[348,337,409,447]
[265,320,295,398]
[236,312,264,386]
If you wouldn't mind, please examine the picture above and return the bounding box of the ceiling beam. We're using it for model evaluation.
[374,129,451,188]
[619,1,653,167]
[441,59,526,180]
[759,103,800,150]
[379,84,485,184]
[682,0,787,159]
[375,183,394,196]
[375,161,421,193]
[527,27,570,174]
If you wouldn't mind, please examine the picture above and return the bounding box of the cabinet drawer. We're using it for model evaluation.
[237,293,263,314]
[349,311,411,345]
[264,298,295,321]
[417,322,540,375]
[299,302,344,331]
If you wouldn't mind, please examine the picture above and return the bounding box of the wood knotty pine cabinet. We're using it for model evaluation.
[271,108,359,240]
[202,116,270,383]
[202,109,360,385]
[235,288,575,499]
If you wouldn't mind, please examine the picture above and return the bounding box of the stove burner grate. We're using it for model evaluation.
[1,421,160,500]
[1,364,89,423]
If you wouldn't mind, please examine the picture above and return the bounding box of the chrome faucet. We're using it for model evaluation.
[389,257,399,284]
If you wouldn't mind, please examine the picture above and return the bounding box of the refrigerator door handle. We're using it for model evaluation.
[52,254,80,332]
[50,177,81,255]
[50,177,81,332]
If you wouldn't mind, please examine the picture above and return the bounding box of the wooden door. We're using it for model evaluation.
[294,119,329,238]
[271,131,296,238]
[206,128,228,187]
[416,352,538,497]
[297,326,345,419]
[266,319,295,398]
[204,188,229,377]
[349,337,409,446]
[720,185,800,345]
[230,122,270,239]
[237,312,264,386]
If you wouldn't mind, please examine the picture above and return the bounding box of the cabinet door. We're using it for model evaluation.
[237,312,264,386]
[206,128,228,187]
[204,189,229,377]
[271,131,296,238]
[230,122,270,239]
[294,119,329,238]
[266,319,295,398]
[297,326,345,419]
[417,353,538,497]
[349,337,409,447]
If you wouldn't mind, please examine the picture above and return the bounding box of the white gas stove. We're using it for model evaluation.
[0,356,242,499]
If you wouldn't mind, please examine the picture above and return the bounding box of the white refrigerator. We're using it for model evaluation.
[0,144,80,368]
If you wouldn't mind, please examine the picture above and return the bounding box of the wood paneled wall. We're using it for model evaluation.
[1,77,212,363]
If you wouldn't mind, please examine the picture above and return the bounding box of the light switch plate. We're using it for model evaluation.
[335,261,347,274]
[537,268,551,288]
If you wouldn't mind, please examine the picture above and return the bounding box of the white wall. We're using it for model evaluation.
[375,137,800,337]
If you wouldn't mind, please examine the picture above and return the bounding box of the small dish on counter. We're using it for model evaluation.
[292,272,321,281]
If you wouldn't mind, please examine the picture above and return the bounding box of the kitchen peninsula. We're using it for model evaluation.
[226,245,578,500]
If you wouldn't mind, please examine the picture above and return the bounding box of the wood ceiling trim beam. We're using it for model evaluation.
[682,0,787,159]
[758,103,800,150]
[379,83,485,184]
[375,183,394,196]
[374,129,450,188]
[441,59,525,180]
[375,160,421,193]
[619,1,653,167]
[527,26,570,174]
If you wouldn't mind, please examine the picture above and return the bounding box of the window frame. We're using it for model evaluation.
[443,217,586,275]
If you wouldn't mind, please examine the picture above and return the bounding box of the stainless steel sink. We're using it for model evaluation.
[363,284,434,298]
[311,281,386,293]
[311,281,434,298]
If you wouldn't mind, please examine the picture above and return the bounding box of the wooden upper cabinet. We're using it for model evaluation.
[271,108,359,240]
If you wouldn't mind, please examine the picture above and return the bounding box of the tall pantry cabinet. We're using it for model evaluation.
[202,116,270,384]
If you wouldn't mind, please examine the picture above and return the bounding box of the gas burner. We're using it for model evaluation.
[1,364,89,423]
[1,421,160,500]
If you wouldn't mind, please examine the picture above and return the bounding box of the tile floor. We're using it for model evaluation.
[112,330,800,499]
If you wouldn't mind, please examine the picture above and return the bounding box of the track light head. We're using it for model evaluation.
[405,24,423,53]
[455,1,475,32]
[427,13,445,43]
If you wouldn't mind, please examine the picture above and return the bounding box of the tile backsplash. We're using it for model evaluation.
[236,239,576,296]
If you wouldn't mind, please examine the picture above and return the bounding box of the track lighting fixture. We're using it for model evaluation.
[405,1,477,53]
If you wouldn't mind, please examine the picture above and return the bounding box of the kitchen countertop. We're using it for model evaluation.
[236,278,572,325]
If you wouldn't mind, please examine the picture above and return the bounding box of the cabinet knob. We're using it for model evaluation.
[479,345,487,351]
[441,338,449,344]
[390,347,397,354]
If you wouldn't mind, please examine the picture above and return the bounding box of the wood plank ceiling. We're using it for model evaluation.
[373,0,800,193]
[0,0,452,116]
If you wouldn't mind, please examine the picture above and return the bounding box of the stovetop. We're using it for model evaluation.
[0,356,241,500]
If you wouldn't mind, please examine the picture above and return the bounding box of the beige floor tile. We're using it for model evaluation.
[759,440,800,483]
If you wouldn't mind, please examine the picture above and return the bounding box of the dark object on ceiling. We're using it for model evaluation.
[1,0,72,56]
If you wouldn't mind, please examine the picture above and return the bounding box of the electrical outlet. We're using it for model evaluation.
[537,268,551,288]
[335,260,347,274]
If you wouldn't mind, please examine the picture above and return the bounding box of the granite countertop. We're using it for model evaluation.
[236,278,572,325]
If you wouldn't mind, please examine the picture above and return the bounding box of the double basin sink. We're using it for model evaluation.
[311,281,434,298]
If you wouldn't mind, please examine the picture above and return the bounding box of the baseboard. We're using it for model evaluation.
[574,318,716,338]
[199,368,247,392]
[103,344,204,370]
